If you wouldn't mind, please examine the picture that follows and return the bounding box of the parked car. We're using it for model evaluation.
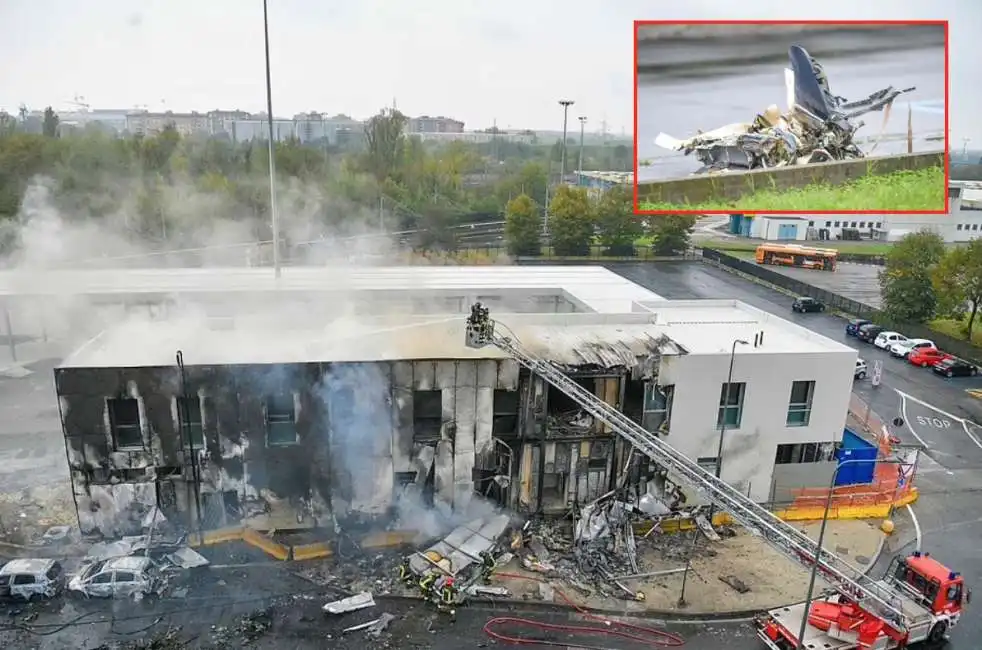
[888,338,935,359]
[792,297,825,313]
[932,358,980,378]
[908,347,954,368]
[857,324,884,343]
[0,559,64,602]
[855,358,868,380]
[846,319,872,337]
[874,331,907,350]
[68,556,161,599]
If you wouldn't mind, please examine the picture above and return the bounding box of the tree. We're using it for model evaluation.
[548,185,594,256]
[933,239,982,339]
[595,185,641,255]
[649,215,695,255]
[504,194,541,256]
[42,107,59,138]
[363,108,407,182]
[879,230,946,323]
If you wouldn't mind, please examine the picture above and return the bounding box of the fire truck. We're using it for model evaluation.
[463,303,969,649]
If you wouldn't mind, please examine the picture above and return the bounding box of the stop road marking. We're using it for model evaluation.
[916,415,951,429]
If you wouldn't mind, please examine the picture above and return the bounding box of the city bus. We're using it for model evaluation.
[755,243,838,271]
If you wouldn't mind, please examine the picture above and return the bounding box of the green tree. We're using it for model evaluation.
[879,230,946,323]
[504,193,541,256]
[933,239,982,339]
[595,185,641,255]
[42,107,59,138]
[548,185,594,256]
[649,215,695,256]
[363,108,407,182]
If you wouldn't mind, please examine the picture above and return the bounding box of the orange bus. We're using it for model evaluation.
[755,243,838,271]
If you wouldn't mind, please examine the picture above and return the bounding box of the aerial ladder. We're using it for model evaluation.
[464,303,965,647]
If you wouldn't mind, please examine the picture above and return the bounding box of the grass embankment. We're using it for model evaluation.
[639,165,946,212]
[930,318,982,348]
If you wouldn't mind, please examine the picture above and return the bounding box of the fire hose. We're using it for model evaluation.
[483,572,686,648]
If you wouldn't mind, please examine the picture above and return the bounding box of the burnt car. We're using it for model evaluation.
[932,358,979,378]
[0,559,64,602]
[654,45,915,174]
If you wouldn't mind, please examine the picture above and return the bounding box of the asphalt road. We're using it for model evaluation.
[767,261,884,308]
[636,46,946,181]
[607,261,982,648]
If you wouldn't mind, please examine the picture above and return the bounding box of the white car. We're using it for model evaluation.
[855,359,868,380]
[888,338,935,358]
[874,331,906,350]
[68,556,160,599]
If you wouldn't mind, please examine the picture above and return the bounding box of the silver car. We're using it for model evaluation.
[0,559,64,602]
[68,556,160,599]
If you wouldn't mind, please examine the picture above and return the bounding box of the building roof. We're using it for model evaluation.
[60,299,852,369]
[0,266,660,314]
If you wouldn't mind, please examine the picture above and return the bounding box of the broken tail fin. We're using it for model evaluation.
[654,132,685,151]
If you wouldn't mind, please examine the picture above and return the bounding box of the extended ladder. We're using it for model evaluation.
[464,304,913,634]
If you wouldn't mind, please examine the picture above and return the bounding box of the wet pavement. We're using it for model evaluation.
[636,46,946,181]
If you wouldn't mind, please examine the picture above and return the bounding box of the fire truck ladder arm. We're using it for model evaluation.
[464,305,911,633]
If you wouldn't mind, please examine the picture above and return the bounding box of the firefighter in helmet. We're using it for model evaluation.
[397,560,416,587]
[436,576,458,618]
[479,550,496,581]
[418,572,438,599]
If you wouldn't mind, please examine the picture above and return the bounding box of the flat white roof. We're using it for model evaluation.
[60,299,852,369]
[0,265,660,314]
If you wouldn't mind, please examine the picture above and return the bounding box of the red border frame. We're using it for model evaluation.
[632,20,950,216]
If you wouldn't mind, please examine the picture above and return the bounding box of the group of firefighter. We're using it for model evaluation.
[397,549,498,616]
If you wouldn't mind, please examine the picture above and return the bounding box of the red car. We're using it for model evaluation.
[908,347,953,368]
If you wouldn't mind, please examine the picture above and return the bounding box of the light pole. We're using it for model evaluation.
[577,116,587,181]
[262,0,281,278]
[558,100,574,183]
[796,456,912,649]
[708,339,749,523]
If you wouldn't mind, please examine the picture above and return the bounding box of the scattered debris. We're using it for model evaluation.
[465,585,510,597]
[165,546,209,569]
[343,612,396,637]
[324,591,376,615]
[719,574,751,594]
[695,515,721,542]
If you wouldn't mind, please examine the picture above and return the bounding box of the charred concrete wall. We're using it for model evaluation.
[55,358,522,535]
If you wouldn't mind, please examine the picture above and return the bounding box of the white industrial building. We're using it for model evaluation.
[34,266,857,530]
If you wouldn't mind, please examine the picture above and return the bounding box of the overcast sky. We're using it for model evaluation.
[0,0,978,141]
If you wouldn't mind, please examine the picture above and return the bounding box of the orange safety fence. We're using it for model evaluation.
[788,469,915,512]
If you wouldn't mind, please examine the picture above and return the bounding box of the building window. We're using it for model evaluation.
[859,221,866,228]
[265,393,297,447]
[492,389,519,435]
[717,382,745,429]
[808,221,815,227]
[413,390,443,443]
[850,221,857,228]
[833,221,840,227]
[787,381,815,427]
[108,397,142,449]
[824,221,832,227]
[643,384,674,433]
[774,442,835,464]
[176,396,204,448]
[957,224,964,231]
[875,222,882,228]
[697,456,719,473]
[974,224,980,231]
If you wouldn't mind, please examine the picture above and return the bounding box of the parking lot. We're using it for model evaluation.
[757,260,884,308]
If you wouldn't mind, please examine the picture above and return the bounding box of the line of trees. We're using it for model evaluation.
[504,184,695,258]
[880,231,982,339]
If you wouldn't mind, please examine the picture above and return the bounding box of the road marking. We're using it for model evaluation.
[898,394,932,448]
[895,389,982,451]
[967,389,982,400]
[905,504,922,553]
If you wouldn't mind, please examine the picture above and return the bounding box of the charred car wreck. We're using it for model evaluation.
[654,45,916,173]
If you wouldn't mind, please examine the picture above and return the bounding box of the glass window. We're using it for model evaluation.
[787,381,815,427]
[492,389,519,435]
[177,395,204,448]
[114,572,136,583]
[108,397,142,449]
[413,390,443,442]
[265,393,298,446]
[643,384,674,433]
[92,572,112,584]
[12,574,35,585]
[717,383,746,429]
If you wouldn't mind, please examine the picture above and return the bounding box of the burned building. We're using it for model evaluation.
[51,268,857,536]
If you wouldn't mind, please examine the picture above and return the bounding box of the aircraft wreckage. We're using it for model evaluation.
[654,45,916,174]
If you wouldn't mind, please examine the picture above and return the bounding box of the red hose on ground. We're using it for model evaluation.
[483,572,686,648]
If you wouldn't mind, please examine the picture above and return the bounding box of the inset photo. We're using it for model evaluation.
[634,20,948,214]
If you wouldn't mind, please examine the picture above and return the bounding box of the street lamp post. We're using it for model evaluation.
[262,0,281,278]
[795,457,912,649]
[577,116,587,180]
[558,100,574,182]
[708,339,749,523]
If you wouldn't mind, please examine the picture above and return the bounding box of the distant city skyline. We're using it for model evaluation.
[1,1,978,142]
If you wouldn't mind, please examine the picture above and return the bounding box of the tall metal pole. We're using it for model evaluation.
[558,100,574,183]
[796,458,907,649]
[577,116,587,181]
[708,339,748,523]
[262,0,281,278]
[176,351,204,539]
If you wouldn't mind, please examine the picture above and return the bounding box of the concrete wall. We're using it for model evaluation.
[770,460,837,505]
[636,152,945,206]
[55,358,521,534]
[657,347,856,503]
[750,218,808,241]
